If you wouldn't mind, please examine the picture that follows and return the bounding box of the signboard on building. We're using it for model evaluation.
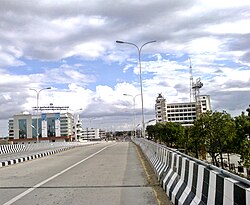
[55,113,60,137]
[41,113,47,138]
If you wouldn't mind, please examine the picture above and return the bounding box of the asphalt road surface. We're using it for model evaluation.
[0,142,171,205]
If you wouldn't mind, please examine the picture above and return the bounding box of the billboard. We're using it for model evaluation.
[41,113,47,138]
[55,113,61,137]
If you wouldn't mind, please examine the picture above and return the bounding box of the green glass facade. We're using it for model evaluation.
[18,119,27,138]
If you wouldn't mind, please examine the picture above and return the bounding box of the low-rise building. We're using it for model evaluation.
[8,112,75,143]
[155,94,211,126]
[81,128,106,140]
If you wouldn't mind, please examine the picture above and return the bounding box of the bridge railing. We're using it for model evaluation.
[134,138,250,205]
[0,142,81,155]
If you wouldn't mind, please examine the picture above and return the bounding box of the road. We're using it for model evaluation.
[0,142,171,205]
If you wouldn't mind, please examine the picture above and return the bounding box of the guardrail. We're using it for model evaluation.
[0,142,81,155]
[134,138,250,205]
[0,141,96,168]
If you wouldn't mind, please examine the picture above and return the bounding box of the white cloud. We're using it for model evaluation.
[206,20,250,34]
[65,41,107,59]
[0,0,250,135]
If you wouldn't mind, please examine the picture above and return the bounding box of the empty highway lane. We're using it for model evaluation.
[0,142,171,205]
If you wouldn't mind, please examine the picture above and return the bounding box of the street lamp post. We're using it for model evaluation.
[30,87,51,142]
[116,40,156,138]
[123,93,140,138]
[136,123,141,138]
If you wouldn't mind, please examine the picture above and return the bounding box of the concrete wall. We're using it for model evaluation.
[134,138,250,205]
[0,142,80,154]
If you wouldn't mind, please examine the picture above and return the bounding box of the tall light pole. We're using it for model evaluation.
[30,87,51,142]
[116,40,156,138]
[123,93,140,138]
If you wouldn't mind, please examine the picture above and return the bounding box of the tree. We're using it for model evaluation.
[234,113,249,153]
[188,120,206,159]
[154,122,167,143]
[234,111,250,168]
[246,104,250,117]
[147,122,184,147]
[164,122,184,148]
[146,125,156,141]
[192,110,236,168]
[240,140,250,168]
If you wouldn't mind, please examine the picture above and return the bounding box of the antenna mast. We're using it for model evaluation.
[189,58,203,117]
[192,78,203,117]
[189,58,193,102]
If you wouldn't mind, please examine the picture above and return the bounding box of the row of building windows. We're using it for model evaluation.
[168,117,196,121]
[156,107,166,111]
[155,116,196,122]
[167,108,196,112]
[167,104,196,108]
[167,113,196,117]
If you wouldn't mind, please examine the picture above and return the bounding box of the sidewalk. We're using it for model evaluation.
[205,153,250,179]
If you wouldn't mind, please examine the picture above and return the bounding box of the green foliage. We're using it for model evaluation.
[146,106,250,168]
[146,122,184,147]
[164,122,184,148]
[194,111,236,168]
[234,112,250,167]
[240,140,250,168]
[146,125,156,140]
[234,113,249,152]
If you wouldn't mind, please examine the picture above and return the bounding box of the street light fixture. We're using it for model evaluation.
[30,87,51,142]
[123,93,140,138]
[146,119,156,124]
[116,40,156,138]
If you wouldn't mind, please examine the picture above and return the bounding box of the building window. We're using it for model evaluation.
[18,119,27,139]
[47,117,56,137]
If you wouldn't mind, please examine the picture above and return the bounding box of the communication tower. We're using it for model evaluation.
[189,58,203,117]
[189,58,193,102]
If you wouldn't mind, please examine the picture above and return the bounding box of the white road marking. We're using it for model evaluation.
[3,143,116,205]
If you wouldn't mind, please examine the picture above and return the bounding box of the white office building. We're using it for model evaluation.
[8,112,76,143]
[155,93,167,122]
[155,94,211,126]
[81,128,106,140]
[73,114,84,141]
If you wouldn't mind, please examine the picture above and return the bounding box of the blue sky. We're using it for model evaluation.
[0,0,250,136]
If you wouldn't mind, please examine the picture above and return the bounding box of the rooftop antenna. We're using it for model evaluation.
[189,58,193,102]
[189,58,203,117]
[192,78,203,117]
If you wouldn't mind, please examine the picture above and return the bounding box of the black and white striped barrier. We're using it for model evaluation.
[0,142,81,155]
[0,144,27,154]
[0,146,75,168]
[134,138,250,205]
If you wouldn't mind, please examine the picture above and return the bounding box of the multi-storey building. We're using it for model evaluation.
[155,93,167,122]
[73,114,83,141]
[81,128,106,140]
[155,94,211,126]
[8,112,75,143]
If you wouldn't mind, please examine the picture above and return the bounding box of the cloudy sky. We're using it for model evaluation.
[0,0,250,136]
